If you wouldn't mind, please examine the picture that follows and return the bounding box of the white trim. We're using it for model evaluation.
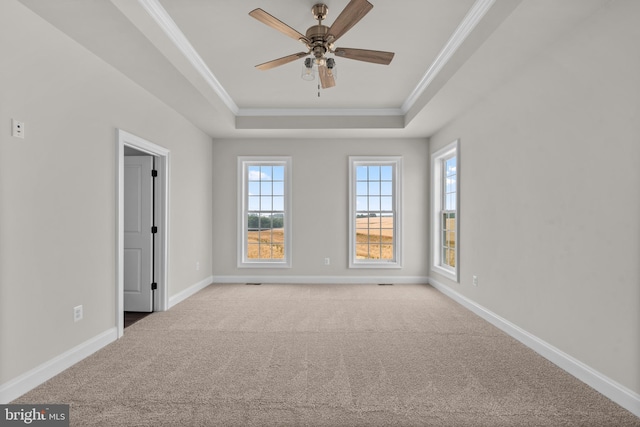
[237,108,404,117]
[0,328,117,404]
[212,276,429,285]
[168,276,213,308]
[117,129,171,338]
[402,0,496,113]
[349,156,403,269]
[138,0,494,122]
[237,156,293,268]
[138,0,239,115]
[431,140,460,282]
[428,277,640,418]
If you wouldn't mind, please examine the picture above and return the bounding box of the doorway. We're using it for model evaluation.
[117,129,170,337]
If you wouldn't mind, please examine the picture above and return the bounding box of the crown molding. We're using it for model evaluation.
[401,0,496,113]
[138,0,495,127]
[138,0,239,115]
[237,108,404,117]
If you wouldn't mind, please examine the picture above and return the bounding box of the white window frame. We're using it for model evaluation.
[237,156,292,268]
[349,156,402,269]
[431,140,459,281]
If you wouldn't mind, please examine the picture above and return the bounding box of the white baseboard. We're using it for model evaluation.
[211,275,429,285]
[428,277,640,418]
[168,275,213,308]
[0,327,117,404]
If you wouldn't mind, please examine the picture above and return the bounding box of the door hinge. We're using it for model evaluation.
[151,226,158,234]
[151,282,157,290]
[151,169,158,177]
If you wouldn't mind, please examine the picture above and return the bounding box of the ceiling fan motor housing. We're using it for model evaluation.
[306,24,331,58]
[311,4,328,21]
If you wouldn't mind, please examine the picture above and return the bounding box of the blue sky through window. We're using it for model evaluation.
[356,165,394,213]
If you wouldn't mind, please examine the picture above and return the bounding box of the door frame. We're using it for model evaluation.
[116,129,170,337]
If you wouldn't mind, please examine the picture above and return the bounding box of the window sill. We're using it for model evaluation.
[238,261,292,269]
[350,261,402,269]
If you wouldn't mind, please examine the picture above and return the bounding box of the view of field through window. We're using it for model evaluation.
[442,156,457,267]
[355,164,395,260]
[246,164,285,259]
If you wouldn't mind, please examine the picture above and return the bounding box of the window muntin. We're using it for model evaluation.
[431,141,459,281]
[238,158,291,267]
[350,157,402,268]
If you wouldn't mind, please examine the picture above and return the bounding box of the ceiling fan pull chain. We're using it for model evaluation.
[318,83,321,97]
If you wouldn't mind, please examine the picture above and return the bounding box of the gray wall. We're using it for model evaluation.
[429,0,639,394]
[212,138,429,281]
[0,0,213,385]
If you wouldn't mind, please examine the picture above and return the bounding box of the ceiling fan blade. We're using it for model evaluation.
[334,48,394,65]
[256,52,309,71]
[249,8,309,44]
[318,65,336,89]
[328,0,373,43]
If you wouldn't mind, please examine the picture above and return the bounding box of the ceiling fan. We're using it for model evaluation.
[249,0,394,89]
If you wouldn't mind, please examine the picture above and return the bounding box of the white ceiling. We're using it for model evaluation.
[18,0,610,139]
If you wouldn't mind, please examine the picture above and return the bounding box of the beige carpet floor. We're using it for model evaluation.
[14,283,640,426]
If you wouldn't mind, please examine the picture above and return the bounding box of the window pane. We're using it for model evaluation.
[271,244,285,259]
[369,166,380,180]
[380,196,393,211]
[446,177,456,193]
[369,196,380,211]
[356,166,368,181]
[380,245,394,260]
[248,196,260,211]
[273,181,284,196]
[446,194,456,210]
[356,181,368,196]
[272,196,284,211]
[356,196,368,211]
[368,181,380,195]
[381,166,393,181]
[248,182,260,196]
[381,181,393,196]
[355,244,369,259]
[447,231,456,248]
[247,243,260,259]
[446,157,456,176]
[272,166,284,181]
[248,166,261,181]
[261,181,272,195]
[259,216,272,229]
[381,224,394,240]
[261,196,272,210]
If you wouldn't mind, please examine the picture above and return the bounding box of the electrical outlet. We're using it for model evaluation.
[73,305,83,322]
[473,275,479,287]
[196,261,200,271]
[11,119,24,139]
[324,258,330,265]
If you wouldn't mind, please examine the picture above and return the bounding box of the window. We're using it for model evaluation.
[349,157,402,268]
[431,140,459,281]
[238,157,292,267]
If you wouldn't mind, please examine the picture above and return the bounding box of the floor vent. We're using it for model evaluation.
[378,283,393,286]
[245,283,262,286]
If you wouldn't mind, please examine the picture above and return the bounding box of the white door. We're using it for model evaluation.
[124,155,154,312]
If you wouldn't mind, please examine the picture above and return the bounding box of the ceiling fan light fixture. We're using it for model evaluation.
[326,57,337,78]
[301,57,315,81]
